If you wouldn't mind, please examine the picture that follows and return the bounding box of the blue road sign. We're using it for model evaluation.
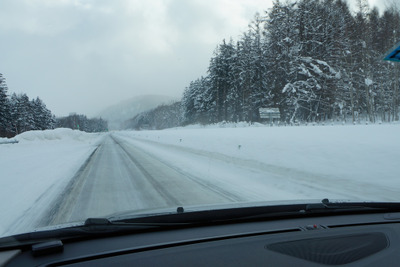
[383,42,400,62]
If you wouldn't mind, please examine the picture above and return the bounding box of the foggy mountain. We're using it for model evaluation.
[97,95,175,130]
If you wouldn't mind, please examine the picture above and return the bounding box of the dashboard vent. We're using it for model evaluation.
[267,232,388,265]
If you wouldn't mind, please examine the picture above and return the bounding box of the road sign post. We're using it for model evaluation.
[259,108,280,123]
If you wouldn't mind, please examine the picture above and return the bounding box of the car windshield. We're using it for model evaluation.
[0,0,399,240]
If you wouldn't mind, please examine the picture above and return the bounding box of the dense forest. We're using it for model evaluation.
[126,0,400,130]
[182,0,400,125]
[0,73,108,137]
[0,73,55,137]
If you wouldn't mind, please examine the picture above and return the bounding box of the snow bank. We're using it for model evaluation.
[15,128,97,143]
[0,129,104,237]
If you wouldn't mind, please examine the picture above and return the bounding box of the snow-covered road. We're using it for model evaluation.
[1,124,399,238]
[39,134,239,227]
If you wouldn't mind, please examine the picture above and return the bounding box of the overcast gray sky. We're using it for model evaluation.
[0,0,388,117]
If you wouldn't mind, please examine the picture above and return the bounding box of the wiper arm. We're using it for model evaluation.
[84,217,191,228]
[0,218,180,250]
[304,198,371,211]
[304,198,400,213]
[212,199,400,223]
[0,211,194,250]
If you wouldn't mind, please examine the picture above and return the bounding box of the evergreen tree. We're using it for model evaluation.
[175,0,400,126]
[0,74,11,136]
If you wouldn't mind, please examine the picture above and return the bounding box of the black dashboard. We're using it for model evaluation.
[2,212,400,266]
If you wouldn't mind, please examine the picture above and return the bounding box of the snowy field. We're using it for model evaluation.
[1,124,400,237]
[0,129,103,237]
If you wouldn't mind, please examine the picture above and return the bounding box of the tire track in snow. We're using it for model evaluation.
[117,135,400,202]
[38,145,101,226]
[110,136,181,206]
[38,134,241,228]
[111,135,242,203]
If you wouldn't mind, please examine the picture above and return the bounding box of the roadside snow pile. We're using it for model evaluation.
[0,129,104,237]
[0,137,18,144]
[15,128,99,143]
[117,124,400,201]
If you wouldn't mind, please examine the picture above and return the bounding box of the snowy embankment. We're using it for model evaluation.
[0,129,103,237]
[116,123,400,202]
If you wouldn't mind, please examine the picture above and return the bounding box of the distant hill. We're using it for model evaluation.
[97,95,176,130]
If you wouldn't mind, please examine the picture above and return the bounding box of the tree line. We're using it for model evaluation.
[180,0,400,125]
[56,113,108,133]
[0,73,56,137]
[0,73,108,137]
[123,101,181,130]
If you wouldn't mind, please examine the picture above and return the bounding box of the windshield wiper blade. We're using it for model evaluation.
[110,200,400,226]
[60,200,400,229]
[84,217,192,228]
[203,199,400,223]
[2,200,400,250]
